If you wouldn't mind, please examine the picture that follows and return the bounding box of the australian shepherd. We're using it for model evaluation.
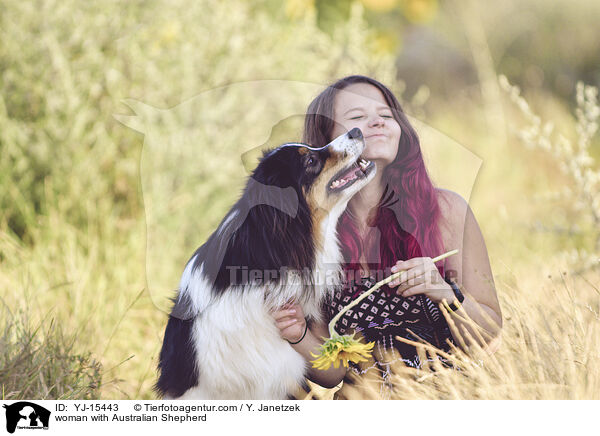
[155,127,376,399]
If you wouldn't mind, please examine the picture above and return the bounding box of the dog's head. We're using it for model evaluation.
[253,128,376,216]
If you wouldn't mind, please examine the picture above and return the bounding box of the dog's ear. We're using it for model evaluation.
[252,144,316,192]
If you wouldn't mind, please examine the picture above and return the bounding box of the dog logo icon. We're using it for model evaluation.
[2,402,50,434]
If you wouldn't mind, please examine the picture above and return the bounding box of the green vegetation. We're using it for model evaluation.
[0,309,102,400]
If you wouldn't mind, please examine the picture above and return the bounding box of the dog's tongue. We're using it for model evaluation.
[341,167,361,182]
[331,165,361,189]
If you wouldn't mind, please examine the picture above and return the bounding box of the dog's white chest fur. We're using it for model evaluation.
[177,290,308,400]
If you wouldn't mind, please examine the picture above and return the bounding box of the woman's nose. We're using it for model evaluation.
[368,115,385,127]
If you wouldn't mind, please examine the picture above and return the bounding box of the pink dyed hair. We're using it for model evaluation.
[303,75,445,295]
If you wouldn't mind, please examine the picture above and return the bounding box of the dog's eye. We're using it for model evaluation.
[305,155,317,167]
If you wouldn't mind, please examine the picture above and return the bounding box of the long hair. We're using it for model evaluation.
[303,75,445,294]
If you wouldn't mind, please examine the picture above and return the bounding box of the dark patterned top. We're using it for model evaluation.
[325,275,455,397]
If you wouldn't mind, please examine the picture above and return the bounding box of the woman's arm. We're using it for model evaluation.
[272,304,346,388]
[388,189,502,349]
[438,189,503,346]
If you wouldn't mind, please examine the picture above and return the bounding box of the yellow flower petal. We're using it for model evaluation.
[310,333,374,370]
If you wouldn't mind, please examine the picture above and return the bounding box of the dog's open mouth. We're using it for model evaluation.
[328,157,375,192]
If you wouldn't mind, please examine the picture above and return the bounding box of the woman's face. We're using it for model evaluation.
[331,83,401,169]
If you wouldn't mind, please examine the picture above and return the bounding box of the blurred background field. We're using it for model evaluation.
[0,0,599,399]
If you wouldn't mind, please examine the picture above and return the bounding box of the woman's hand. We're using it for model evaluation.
[271,305,347,388]
[271,303,307,343]
[388,257,454,304]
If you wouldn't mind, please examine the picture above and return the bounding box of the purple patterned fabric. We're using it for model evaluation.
[326,275,455,370]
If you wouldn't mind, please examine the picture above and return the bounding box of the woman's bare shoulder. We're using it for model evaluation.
[436,188,469,227]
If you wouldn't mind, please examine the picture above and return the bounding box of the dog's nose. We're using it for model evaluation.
[348,128,363,140]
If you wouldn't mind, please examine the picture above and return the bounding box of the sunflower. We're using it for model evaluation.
[311,333,375,370]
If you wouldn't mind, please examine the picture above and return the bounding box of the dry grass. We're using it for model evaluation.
[0,307,102,400]
[324,268,600,400]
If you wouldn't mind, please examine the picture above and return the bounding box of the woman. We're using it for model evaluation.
[272,75,502,393]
